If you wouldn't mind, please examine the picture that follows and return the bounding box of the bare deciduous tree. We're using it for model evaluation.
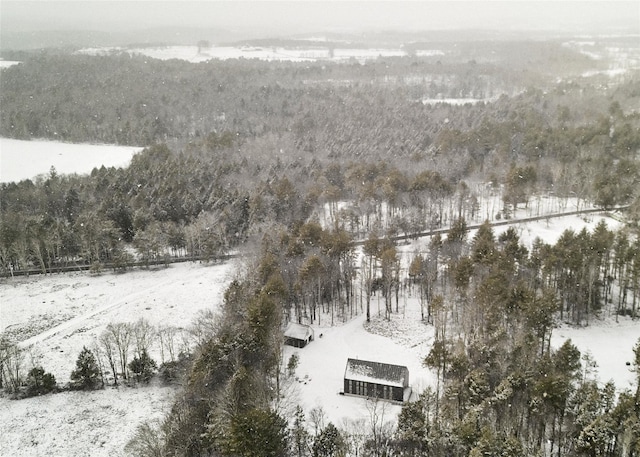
[99,329,119,385]
[107,322,132,380]
[0,338,24,393]
[342,417,367,457]
[157,325,179,364]
[309,405,326,439]
[133,318,154,359]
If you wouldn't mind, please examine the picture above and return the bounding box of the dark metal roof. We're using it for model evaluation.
[344,358,409,388]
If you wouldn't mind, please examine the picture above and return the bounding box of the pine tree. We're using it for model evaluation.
[287,354,300,378]
[70,346,101,390]
[222,408,289,457]
[129,348,157,383]
[291,405,311,457]
[313,422,346,457]
[25,366,56,396]
[396,398,427,454]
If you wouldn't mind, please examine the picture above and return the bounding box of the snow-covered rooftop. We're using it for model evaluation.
[284,322,314,341]
[344,358,409,388]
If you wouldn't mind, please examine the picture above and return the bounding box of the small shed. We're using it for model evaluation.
[343,358,410,403]
[284,323,315,348]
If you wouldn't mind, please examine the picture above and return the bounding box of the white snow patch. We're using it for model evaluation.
[551,317,639,391]
[0,384,174,457]
[0,138,143,183]
[0,60,21,68]
[77,45,408,63]
[422,97,496,105]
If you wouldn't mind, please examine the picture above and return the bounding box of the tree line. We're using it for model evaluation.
[2,137,638,277]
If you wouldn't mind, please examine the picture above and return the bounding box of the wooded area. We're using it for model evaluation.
[1,38,640,456]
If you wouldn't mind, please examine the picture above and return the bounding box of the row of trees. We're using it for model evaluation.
[0,341,132,397]
[0,318,190,397]
[251,215,640,331]
[2,144,638,278]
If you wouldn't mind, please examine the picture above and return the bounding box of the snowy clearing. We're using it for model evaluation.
[0,138,143,183]
[0,60,21,69]
[1,261,236,457]
[1,261,235,382]
[0,383,175,457]
[76,45,409,63]
[282,307,436,428]
[552,318,639,391]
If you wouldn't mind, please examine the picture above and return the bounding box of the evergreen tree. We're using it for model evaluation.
[129,348,157,383]
[70,346,101,390]
[313,422,346,457]
[25,366,56,396]
[471,220,496,265]
[291,405,311,457]
[396,398,427,455]
[222,408,289,457]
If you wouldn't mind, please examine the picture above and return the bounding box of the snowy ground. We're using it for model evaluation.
[0,383,175,457]
[76,45,409,63]
[0,137,142,183]
[552,318,639,391]
[0,60,21,69]
[0,261,236,457]
[282,304,436,428]
[1,212,638,456]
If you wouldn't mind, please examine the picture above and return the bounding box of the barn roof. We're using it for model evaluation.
[344,358,409,388]
[284,322,314,341]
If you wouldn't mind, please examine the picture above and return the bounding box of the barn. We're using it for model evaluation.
[284,322,315,348]
[343,358,410,403]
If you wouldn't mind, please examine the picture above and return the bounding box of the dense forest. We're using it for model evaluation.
[1,37,640,456]
[2,43,640,277]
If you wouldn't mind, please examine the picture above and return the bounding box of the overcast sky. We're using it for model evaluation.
[2,1,639,36]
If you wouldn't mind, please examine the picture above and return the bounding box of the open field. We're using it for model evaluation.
[0,137,142,184]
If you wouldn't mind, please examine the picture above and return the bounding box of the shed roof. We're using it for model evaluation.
[344,358,409,388]
[284,322,314,341]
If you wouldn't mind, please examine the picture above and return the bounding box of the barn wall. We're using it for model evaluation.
[344,378,405,402]
[284,337,307,348]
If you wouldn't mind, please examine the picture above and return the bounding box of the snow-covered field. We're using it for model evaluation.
[0,138,143,183]
[552,318,638,391]
[1,212,638,456]
[1,383,175,457]
[1,262,234,382]
[0,60,21,69]
[282,307,436,428]
[0,261,235,457]
[77,45,410,63]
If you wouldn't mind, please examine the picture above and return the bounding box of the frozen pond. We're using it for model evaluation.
[0,138,142,183]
